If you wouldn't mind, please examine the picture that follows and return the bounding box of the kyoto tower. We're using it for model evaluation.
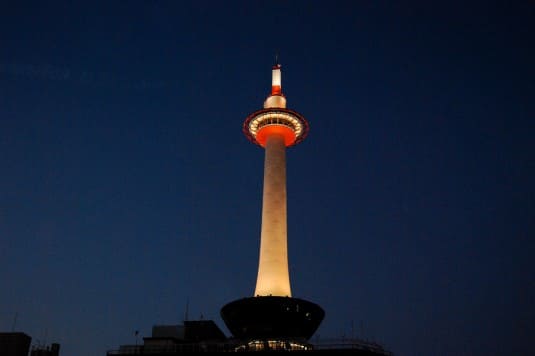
[221,62,324,347]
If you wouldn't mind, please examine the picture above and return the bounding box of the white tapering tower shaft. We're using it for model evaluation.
[254,133,292,297]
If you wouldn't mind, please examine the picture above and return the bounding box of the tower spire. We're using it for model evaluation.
[271,62,282,96]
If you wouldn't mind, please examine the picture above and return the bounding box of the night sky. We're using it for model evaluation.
[1,2,534,356]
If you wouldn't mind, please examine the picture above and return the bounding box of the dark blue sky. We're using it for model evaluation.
[1,2,533,356]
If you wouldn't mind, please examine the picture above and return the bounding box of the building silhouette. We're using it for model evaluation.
[0,332,60,356]
[0,332,32,356]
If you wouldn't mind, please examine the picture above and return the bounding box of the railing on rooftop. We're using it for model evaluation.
[107,338,392,354]
[312,338,393,355]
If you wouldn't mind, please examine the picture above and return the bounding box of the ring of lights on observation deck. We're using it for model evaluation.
[243,108,309,147]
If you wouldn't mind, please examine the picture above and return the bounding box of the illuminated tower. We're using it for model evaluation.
[221,62,324,346]
[246,63,308,297]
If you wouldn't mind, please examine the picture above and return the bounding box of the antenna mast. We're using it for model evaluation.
[11,312,18,331]
[184,298,189,321]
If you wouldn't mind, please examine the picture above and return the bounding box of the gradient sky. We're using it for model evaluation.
[1,2,534,356]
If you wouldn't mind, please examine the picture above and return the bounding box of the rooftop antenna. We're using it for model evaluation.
[184,298,189,321]
[274,51,279,66]
[11,312,18,331]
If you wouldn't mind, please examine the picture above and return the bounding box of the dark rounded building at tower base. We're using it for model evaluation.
[220,296,325,341]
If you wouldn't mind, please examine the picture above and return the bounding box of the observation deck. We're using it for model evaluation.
[243,107,309,148]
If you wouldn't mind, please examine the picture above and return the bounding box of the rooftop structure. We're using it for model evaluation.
[107,320,392,355]
[0,332,32,356]
[30,343,61,356]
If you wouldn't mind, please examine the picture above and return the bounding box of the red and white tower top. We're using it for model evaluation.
[243,64,309,148]
[271,63,282,95]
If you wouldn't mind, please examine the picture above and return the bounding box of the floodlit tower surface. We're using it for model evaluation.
[243,63,309,297]
[221,63,323,343]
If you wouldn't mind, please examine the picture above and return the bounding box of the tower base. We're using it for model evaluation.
[220,296,324,340]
